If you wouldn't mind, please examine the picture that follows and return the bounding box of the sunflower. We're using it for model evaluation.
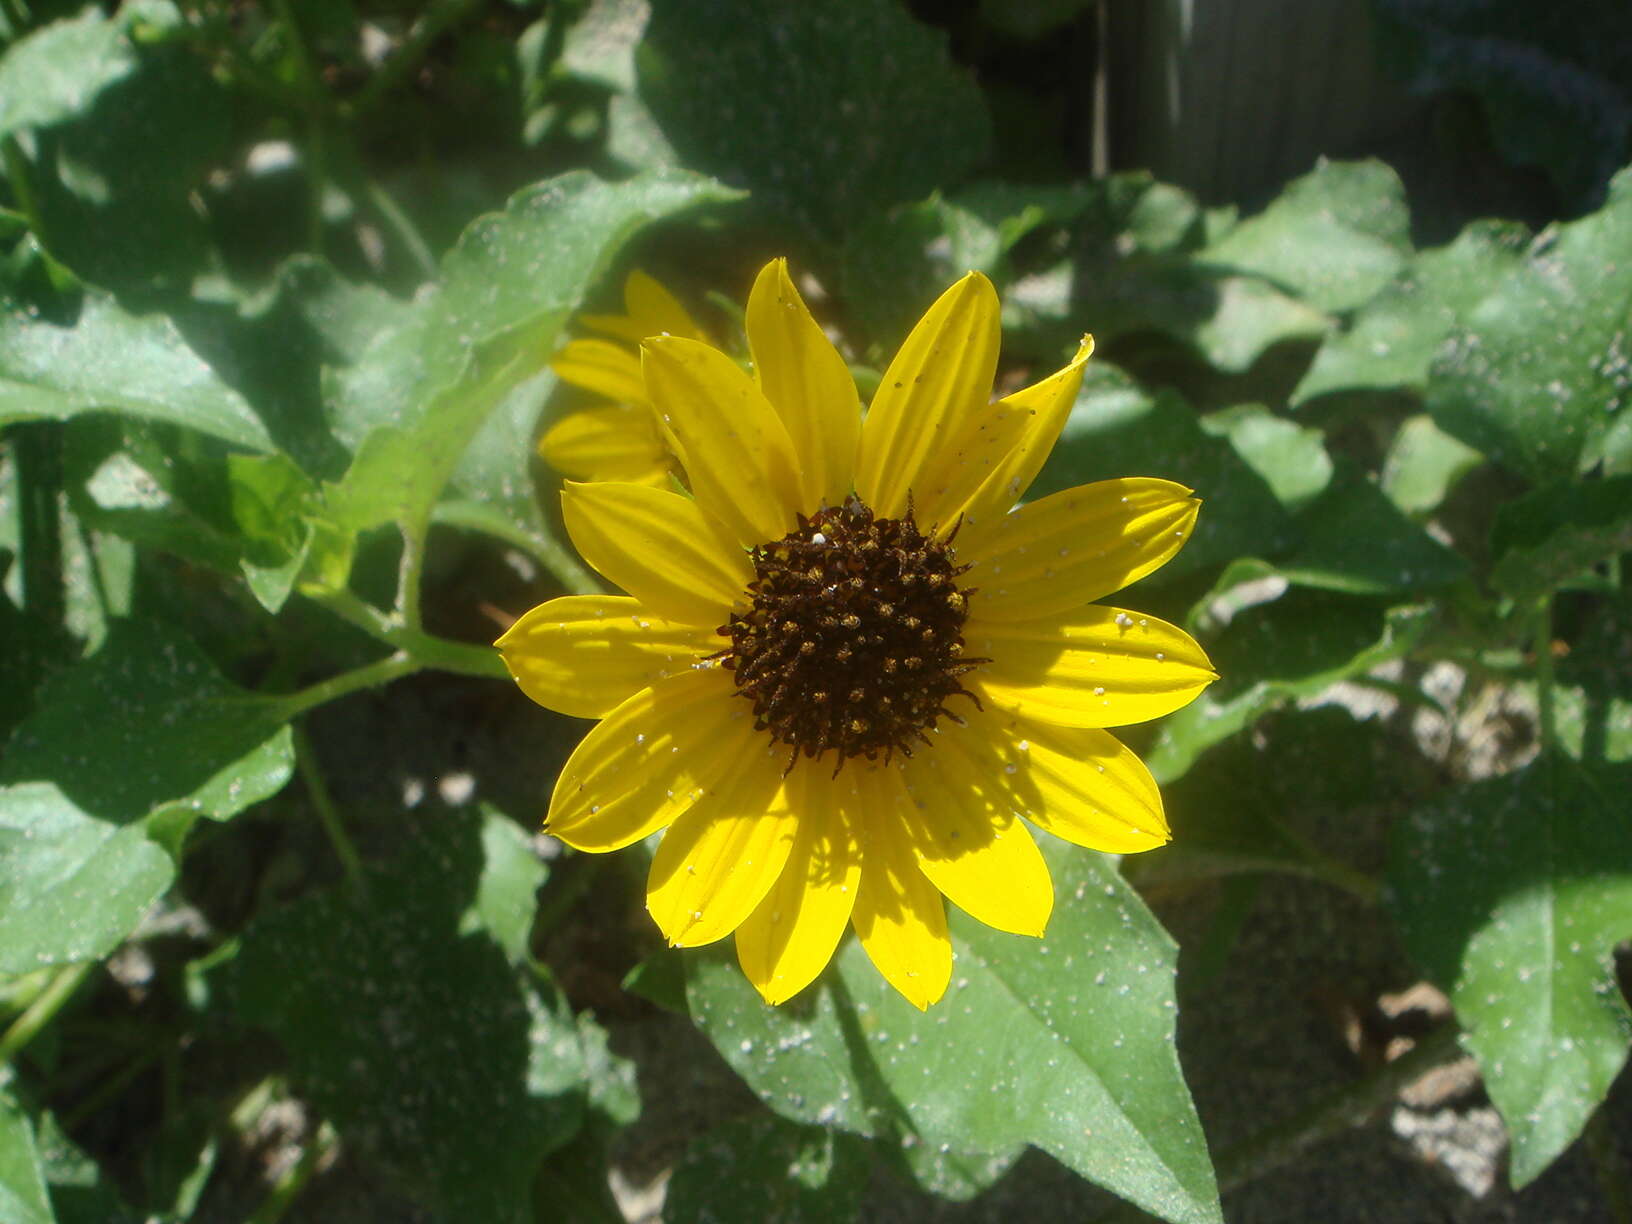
[537,268,708,485]
[500,259,1216,1009]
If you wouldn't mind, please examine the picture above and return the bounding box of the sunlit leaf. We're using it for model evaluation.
[1388,755,1632,1186]
[1428,165,1632,482]
[0,781,173,973]
[665,1114,871,1224]
[686,841,1222,1224]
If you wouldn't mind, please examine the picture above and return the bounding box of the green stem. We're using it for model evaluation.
[342,0,483,118]
[398,520,426,634]
[271,652,420,721]
[293,724,364,887]
[1265,817,1381,906]
[361,175,438,281]
[1213,1024,1463,1194]
[0,962,94,1064]
[58,1047,161,1130]
[1585,1103,1632,1224]
[246,1120,338,1224]
[11,421,64,628]
[1,135,45,245]
[430,501,601,597]
[304,586,510,679]
[1533,593,1557,754]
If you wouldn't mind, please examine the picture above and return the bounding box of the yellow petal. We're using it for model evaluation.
[537,402,671,485]
[580,269,708,345]
[896,734,1053,937]
[735,765,862,1004]
[918,336,1094,538]
[978,714,1170,853]
[642,337,804,548]
[550,337,647,405]
[745,259,861,509]
[969,606,1217,728]
[496,595,716,718]
[547,666,749,851]
[961,478,1200,621]
[647,745,799,947]
[849,765,952,1010]
[562,481,750,627]
[855,273,1000,521]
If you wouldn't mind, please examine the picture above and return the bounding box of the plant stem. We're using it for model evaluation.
[245,1120,339,1224]
[430,500,601,597]
[361,174,438,281]
[272,652,420,721]
[1214,1023,1464,1194]
[1585,1103,1632,1224]
[397,519,426,633]
[303,587,509,679]
[0,961,94,1063]
[293,724,365,888]
[1,135,46,245]
[1533,593,1558,754]
[11,421,64,628]
[342,0,483,118]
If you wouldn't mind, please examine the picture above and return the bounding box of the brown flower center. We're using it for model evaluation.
[717,495,985,770]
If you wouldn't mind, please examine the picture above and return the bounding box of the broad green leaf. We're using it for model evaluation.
[1427,166,1632,483]
[1388,756,1632,1185]
[0,1,178,141]
[225,812,587,1223]
[1489,476,1632,603]
[639,0,989,243]
[0,292,272,452]
[230,451,320,613]
[29,22,230,293]
[1147,603,1430,783]
[0,619,293,825]
[1293,220,1529,406]
[1380,414,1485,517]
[0,781,173,973]
[33,1111,139,1224]
[0,1087,52,1224]
[1202,160,1411,313]
[324,169,738,540]
[1373,0,1632,208]
[686,841,1222,1224]
[461,805,548,964]
[1553,588,1632,766]
[664,1115,871,1224]
[1198,404,1332,510]
[1274,464,1468,595]
[1033,367,1295,580]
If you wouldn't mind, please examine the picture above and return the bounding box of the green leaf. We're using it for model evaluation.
[1373,0,1632,208]
[1427,166,1632,483]
[1201,160,1411,313]
[0,781,173,973]
[639,0,990,243]
[1292,220,1529,406]
[225,812,588,1223]
[1272,464,1468,595]
[1198,404,1332,510]
[33,1111,140,1224]
[0,619,293,825]
[686,842,1221,1224]
[29,21,230,293]
[1033,367,1296,580]
[461,805,548,965]
[1489,476,1632,603]
[1388,756,1632,1185]
[0,292,273,452]
[1380,414,1485,518]
[324,169,738,540]
[0,1087,52,1224]
[0,1,178,141]
[1147,604,1430,784]
[229,451,320,613]
[665,1114,871,1224]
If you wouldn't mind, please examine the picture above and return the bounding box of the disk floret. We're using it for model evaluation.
[719,495,985,767]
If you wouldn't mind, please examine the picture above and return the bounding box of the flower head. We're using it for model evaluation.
[538,269,707,485]
[500,259,1216,1009]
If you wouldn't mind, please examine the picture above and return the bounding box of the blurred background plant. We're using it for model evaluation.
[0,1,1629,1221]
